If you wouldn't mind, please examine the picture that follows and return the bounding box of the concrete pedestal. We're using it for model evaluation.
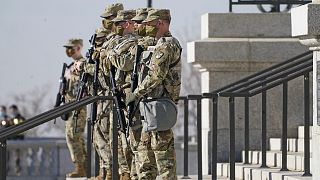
[291,1,320,179]
[188,13,308,174]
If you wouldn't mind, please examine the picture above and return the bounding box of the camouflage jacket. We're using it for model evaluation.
[64,56,86,102]
[134,33,182,103]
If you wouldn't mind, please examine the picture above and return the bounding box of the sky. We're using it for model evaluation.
[0,0,260,105]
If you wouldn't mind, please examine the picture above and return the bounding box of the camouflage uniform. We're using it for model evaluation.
[127,9,182,180]
[107,8,157,180]
[103,10,137,179]
[78,4,124,179]
[63,39,88,177]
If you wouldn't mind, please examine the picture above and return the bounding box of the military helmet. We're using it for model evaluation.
[132,8,150,21]
[143,9,171,23]
[100,3,124,18]
[112,10,136,23]
[63,38,83,47]
[95,27,109,38]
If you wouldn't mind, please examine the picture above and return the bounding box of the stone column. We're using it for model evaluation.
[292,1,320,179]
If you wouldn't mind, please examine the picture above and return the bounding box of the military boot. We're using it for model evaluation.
[119,172,130,180]
[105,172,112,180]
[91,167,106,180]
[66,163,87,177]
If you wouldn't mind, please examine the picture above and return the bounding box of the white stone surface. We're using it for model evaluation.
[298,126,313,139]
[291,4,320,37]
[201,13,292,39]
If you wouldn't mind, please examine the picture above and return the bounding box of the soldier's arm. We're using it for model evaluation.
[109,45,136,72]
[133,44,172,98]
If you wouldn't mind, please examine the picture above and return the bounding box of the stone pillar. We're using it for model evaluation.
[291,1,320,179]
[188,13,308,175]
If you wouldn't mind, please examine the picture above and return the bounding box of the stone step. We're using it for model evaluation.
[241,151,313,172]
[217,163,312,180]
[269,138,313,152]
[298,126,312,139]
[177,175,238,179]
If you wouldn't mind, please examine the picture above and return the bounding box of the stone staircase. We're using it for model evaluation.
[216,126,313,180]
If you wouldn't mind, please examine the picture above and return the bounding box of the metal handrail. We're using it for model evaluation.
[0,96,112,140]
[211,51,312,94]
[225,59,312,94]
[179,51,314,180]
[0,95,115,180]
[220,54,313,93]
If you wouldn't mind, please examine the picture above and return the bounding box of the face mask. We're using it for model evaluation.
[145,25,158,37]
[135,25,146,36]
[102,19,113,30]
[66,48,75,57]
[115,25,124,35]
[95,41,103,48]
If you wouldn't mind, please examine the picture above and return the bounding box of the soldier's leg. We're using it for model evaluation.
[94,101,112,177]
[129,127,142,180]
[65,107,87,177]
[151,129,177,180]
[118,131,131,179]
[137,131,157,180]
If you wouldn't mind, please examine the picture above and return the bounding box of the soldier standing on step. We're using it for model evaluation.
[63,38,88,178]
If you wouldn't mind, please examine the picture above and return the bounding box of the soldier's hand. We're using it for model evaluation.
[125,92,137,106]
[92,49,100,60]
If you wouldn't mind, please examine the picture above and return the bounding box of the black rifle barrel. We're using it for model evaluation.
[54,63,67,107]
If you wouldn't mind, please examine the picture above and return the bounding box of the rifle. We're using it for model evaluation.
[73,34,97,133]
[126,45,143,137]
[109,65,127,134]
[54,63,67,108]
[54,63,67,123]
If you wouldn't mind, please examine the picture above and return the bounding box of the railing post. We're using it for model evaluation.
[303,73,311,176]
[196,97,202,180]
[261,89,267,168]
[95,149,100,176]
[244,97,249,164]
[188,95,202,179]
[0,140,7,180]
[182,97,190,179]
[112,105,119,180]
[229,97,235,180]
[86,116,92,178]
[212,96,218,180]
[281,81,288,171]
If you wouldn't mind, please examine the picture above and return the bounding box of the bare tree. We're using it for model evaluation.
[7,83,65,137]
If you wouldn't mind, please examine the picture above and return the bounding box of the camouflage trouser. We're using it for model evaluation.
[93,101,112,172]
[65,107,87,164]
[109,111,132,175]
[129,127,142,180]
[137,129,177,180]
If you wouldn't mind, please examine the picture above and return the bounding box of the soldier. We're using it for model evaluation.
[100,3,124,35]
[106,8,155,180]
[91,27,114,180]
[105,9,137,180]
[125,9,182,180]
[63,38,88,178]
[74,4,124,180]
